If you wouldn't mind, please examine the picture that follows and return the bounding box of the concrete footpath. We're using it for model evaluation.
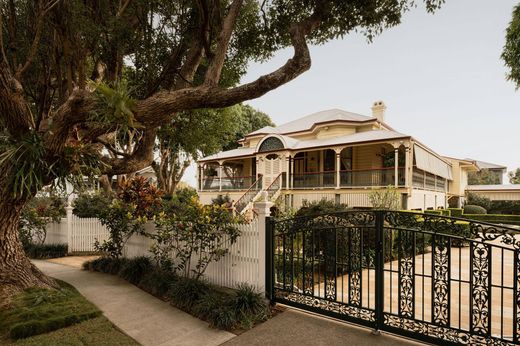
[34,260,235,346]
[36,258,424,346]
[224,308,424,346]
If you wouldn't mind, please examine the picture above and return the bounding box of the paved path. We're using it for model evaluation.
[34,260,235,346]
[224,308,425,346]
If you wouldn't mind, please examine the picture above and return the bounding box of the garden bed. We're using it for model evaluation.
[83,256,273,333]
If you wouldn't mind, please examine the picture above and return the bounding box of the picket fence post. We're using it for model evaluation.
[253,191,273,293]
[65,205,73,254]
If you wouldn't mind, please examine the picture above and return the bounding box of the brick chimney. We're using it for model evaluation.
[371,100,386,123]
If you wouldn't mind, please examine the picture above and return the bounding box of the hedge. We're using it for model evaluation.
[24,243,68,259]
[463,205,487,215]
[448,208,463,217]
[462,214,520,226]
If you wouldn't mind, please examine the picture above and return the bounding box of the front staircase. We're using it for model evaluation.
[233,173,283,215]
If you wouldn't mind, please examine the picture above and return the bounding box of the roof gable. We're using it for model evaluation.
[246,108,375,137]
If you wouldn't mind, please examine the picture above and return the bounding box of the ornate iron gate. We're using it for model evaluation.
[266,210,520,345]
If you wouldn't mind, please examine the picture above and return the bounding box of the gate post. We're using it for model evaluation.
[253,192,274,297]
[374,210,385,334]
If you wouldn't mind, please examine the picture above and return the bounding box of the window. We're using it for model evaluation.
[259,137,284,152]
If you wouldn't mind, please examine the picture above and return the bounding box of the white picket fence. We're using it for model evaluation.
[43,207,266,290]
[200,219,260,289]
[44,218,68,244]
[69,215,110,253]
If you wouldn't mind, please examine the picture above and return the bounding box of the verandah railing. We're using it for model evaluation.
[291,167,405,189]
[201,175,256,191]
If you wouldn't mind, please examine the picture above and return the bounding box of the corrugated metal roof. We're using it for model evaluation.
[465,159,507,170]
[200,129,410,162]
[199,147,255,162]
[292,129,409,150]
[247,109,374,136]
[466,184,520,191]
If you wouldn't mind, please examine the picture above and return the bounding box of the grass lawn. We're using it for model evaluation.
[0,280,139,345]
[1,317,139,345]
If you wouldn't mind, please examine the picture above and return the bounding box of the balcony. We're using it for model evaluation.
[200,175,255,191]
[291,167,405,189]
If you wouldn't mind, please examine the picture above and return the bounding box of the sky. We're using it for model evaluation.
[184,0,520,187]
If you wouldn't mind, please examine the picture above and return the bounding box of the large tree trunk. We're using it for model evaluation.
[0,198,57,303]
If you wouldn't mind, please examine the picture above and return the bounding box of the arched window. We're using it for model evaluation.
[258,137,284,152]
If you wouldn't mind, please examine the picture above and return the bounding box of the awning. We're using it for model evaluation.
[414,145,452,180]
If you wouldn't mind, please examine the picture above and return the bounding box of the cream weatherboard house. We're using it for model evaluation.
[197,102,475,213]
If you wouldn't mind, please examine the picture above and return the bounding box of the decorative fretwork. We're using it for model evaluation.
[471,242,490,336]
[398,229,414,319]
[516,250,520,343]
[275,290,376,322]
[432,235,450,326]
[349,228,362,306]
[270,210,520,345]
[258,137,284,152]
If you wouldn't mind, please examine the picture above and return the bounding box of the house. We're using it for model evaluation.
[196,101,477,213]
[442,157,479,208]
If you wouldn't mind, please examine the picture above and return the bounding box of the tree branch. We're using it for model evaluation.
[95,138,130,158]
[204,0,243,86]
[0,62,35,137]
[135,4,324,126]
[101,128,157,176]
[0,11,9,69]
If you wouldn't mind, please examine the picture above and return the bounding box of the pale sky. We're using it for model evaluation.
[184,0,520,187]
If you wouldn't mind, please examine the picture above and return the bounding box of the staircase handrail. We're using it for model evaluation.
[233,175,263,213]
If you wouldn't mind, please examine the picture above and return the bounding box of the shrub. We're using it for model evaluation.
[24,243,68,259]
[162,187,198,214]
[19,195,66,247]
[118,257,153,285]
[448,208,463,217]
[168,277,210,310]
[117,176,163,218]
[294,199,348,219]
[193,292,237,330]
[233,284,267,316]
[96,177,163,258]
[464,204,487,215]
[73,192,113,218]
[83,257,127,275]
[139,269,177,297]
[152,199,240,279]
[466,192,492,211]
[369,186,400,210]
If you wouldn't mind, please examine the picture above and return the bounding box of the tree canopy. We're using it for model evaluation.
[508,168,520,184]
[503,3,520,89]
[0,0,445,297]
[468,169,502,185]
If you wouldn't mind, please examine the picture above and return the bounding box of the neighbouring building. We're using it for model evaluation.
[466,184,520,201]
[466,159,507,185]
[196,101,485,213]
